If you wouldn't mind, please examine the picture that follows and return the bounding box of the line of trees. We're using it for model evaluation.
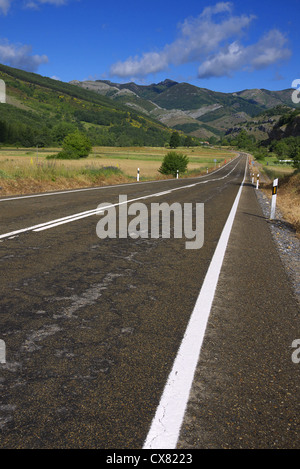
[222,129,300,169]
[0,117,170,148]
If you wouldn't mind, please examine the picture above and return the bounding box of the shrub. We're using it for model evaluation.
[159,151,189,177]
[47,130,92,159]
[62,130,92,158]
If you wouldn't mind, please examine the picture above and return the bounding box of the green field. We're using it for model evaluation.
[254,155,295,181]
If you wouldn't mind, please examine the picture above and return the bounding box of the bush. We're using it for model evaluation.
[63,130,92,158]
[47,130,92,159]
[159,151,189,177]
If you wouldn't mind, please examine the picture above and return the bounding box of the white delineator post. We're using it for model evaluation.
[137,168,140,182]
[176,170,179,179]
[256,173,259,189]
[270,178,278,220]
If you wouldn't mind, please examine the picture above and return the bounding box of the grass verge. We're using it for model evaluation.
[261,171,300,236]
[0,146,234,196]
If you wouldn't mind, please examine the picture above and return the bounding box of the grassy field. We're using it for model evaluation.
[253,155,295,180]
[0,145,234,195]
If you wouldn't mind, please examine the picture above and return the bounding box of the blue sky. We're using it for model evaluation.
[0,0,299,93]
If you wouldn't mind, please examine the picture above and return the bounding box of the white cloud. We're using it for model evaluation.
[0,40,48,71]
[0,0,69,13]
[0,0,13,15]
[198,30,291,78]
[110,2,291,80]
[25,0,68,7]
[24,0,71,9]
[110,52,169,78]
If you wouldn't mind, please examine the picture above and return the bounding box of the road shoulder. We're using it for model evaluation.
[177,179,300,449]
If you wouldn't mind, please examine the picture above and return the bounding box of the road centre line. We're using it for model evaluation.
[0,159,242,239]
[0,155,238,203]
[143,157,248,449]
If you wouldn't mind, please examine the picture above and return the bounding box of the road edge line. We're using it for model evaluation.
[143,156,248,449]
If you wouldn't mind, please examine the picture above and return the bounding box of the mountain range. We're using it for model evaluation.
[70,78,299,140]
[0,61,299,149]
[0,63,171,148]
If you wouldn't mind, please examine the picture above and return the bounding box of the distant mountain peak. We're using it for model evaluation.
[158,79,178,87]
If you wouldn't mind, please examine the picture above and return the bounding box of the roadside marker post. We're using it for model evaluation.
[270,178,278,220]
[137,168,140,182]
[256,173,259,189]
[176,170,179,179]
[252,173,254,184]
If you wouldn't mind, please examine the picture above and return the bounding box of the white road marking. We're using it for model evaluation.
[143,157,248,449]
[0,159,241,239]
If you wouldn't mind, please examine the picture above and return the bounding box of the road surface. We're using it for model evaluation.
[0,153,299,449]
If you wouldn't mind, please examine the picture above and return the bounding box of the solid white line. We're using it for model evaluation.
[143,157,248,449]
[0,159,242,239]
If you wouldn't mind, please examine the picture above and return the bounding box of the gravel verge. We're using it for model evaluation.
[255,188,300,306]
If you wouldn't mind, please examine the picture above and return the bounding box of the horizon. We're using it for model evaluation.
[69,75,294,94]
[0,1,299,94]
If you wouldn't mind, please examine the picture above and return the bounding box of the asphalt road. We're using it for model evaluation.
[0,153,299,449]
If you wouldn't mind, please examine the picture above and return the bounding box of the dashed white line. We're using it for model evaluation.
[0,159,241,240]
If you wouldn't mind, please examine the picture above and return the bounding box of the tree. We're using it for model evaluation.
[55,130,92,159]
[291,146,300,169]
[51,122,77,145]
[159,151,189,177]
[184,135,193,147]
[169,131,181,149]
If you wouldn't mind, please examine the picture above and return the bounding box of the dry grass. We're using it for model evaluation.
[0,145,234,196]
[261,172,300,236]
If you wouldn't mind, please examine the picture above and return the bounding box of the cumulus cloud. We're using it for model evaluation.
[110,52,169,78]
[0,40,48,71]
[110,2,291,80]
[198,30,291,78]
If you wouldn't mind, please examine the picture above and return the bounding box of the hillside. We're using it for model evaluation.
[70,78,299,140]
[0,63,171,148]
